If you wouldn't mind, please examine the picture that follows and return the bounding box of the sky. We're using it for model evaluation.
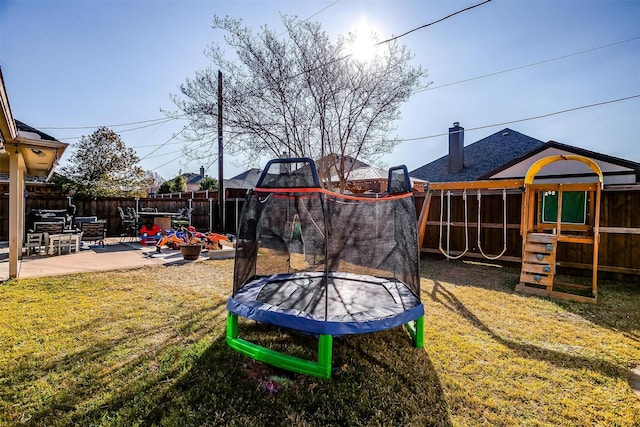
[1,0,638,181]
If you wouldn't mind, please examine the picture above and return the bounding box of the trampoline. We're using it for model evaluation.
[227,158,424,378]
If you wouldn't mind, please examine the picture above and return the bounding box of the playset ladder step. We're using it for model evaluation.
[519,233,557,291]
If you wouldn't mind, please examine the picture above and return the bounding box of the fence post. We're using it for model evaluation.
[209,198,214,232]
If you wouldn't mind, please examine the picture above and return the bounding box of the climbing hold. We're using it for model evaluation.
[536,254,544,261]
[543,265,551,273]
[534,275,541,282]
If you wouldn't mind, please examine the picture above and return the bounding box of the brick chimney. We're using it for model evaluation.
[448,122,464,174]
[200,165,205,178]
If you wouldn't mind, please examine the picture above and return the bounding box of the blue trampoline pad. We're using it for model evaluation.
[227,271,424,336]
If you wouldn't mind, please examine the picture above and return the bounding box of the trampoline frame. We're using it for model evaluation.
[226,312,424,378]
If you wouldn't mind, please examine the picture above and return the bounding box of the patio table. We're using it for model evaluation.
[138,211,179,231]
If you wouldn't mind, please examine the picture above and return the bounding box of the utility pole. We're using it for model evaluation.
[217,70,224,230]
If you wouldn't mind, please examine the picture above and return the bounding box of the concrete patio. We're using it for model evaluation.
[0,237,235,281]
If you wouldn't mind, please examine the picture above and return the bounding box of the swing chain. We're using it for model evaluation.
[477,188,508,260]
[438,189,469,260]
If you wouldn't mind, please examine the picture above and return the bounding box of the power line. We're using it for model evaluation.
[144,95,638,173]
[142,149,184,160]
[396,94,640,143]
[142,127,223,167]
[130,140,187,149]
[35,114,185,130]
[273,0,342,40]
[46,1,486,139]
[421,36,640,92]
[138,129,184,161]
[34,3,341,135]
[376,0,492,46]
[113,117,177,133]
[51,117,180,141]
[249,1,342,60]
[149,155,183,172]
[147,138,234,172]
[303,0,340,21]
[241,0,494,91]
[69,94,639,163]
[50,1,633,173]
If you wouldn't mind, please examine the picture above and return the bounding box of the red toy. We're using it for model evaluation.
[140,224,162,246]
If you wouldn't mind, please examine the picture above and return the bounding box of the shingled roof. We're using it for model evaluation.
[182,172,203,186]
[15,119,58,141]
[224,168,263,189]
[410,128,545,182]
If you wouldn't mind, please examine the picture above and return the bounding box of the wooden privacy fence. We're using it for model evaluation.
[0,194,246,241]
[415,183,640,280]
[1,184,638,278]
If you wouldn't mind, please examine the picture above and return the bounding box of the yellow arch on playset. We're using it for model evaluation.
[524,154,603,186]
[518,154,603,303]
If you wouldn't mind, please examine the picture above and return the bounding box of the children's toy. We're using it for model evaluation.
[140,224,162,246]
[156,226,230,252]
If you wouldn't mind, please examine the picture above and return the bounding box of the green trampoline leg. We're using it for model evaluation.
[405,315,424,348]
[317,334,333,376]
[227,311,239,338]
[226,312,333,378]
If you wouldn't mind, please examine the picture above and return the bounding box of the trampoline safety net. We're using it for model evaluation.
[230,158,422,335]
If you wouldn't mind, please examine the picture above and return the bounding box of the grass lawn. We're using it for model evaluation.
[0,258,638,426]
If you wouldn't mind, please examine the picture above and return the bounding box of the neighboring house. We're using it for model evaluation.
[223,157,424,195]
[315,153,370,182]
[182,166,207,192]
[410,122,640,185]
[329,164,427,193]
[224,168,263,191]
[153,168,259,199]
[327,163,388,194]
[485,141,640,185]
[316,153,426,193]
[410,123,545,182]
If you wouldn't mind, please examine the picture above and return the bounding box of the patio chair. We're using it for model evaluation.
[80,221,106,247]
[33,222,65,252]
[30,209,69,229]
[54,233,77,255]
[33,221,65,235]
[171,207,192,228]
[24,232,44,255]
[126,206,140,217]
[73,216,98,230]
[118,207,138,240]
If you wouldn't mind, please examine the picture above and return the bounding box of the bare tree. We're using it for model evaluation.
[144,170,164,195]
[172,15,426,192]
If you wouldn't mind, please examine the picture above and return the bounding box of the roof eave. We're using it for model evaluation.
[0,68,18,142]
[4,137,68,177]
